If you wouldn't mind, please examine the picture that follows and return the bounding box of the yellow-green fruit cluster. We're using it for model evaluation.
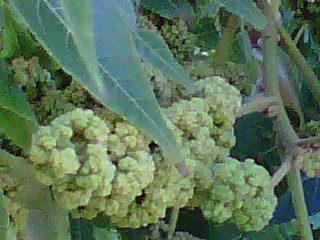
[109,151,195,229]
[295,147,320,178]
[160,19,194,62]
[10,56,53,100]
[200,157,277,232]
[162,77,241,190]
[29,108,116,209]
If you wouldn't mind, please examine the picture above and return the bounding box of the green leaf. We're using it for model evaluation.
[69,217,94,240]
[0,189,10,240]
[216,0,267,30]
[8,0,186,166]
[140,0,195,21]
[57,0,104,93]
[0,59,38,151]
[1,3,19,58]
[134,29,197,92]
[0,149,71,239]
[94,227,120,240]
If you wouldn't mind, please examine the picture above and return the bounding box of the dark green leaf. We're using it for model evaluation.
[216,0,267,30]
[70,217,94,240]
[134,29,197,92]
[140,0,195,21]
[0,59,38,151]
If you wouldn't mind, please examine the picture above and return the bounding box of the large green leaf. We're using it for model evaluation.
[0,189,10,240]
[216,0,267,30]
[140,0,195,21]
[57,0,104,93]
[134,29,197,92]
[1,3,19,58]
[0,149,71,239]
[8,0,186,166]
[0,59,38,152]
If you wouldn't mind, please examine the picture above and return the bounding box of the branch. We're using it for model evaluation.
[237,96,278,118]
[211,14,239,68]
[278,25,320,106]
[259,1,314,239]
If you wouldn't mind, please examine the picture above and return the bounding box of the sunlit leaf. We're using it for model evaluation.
[8,0,185,166]
[134,29,197,92]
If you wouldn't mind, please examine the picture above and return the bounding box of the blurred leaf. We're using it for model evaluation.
[94,227,120,240]
[195,1,221,18]
[241,224,295,240]
[1,3,19,58]
[134,29,197,92]
[0,59,38,151]
[231,113,280,166]
[119,227,150,240]
[70,217,94,240]
[0,149,70,239]
[25,204,71,240]
[176,208,211,239]
[0,189,10,240]
[8,0,187,166]
[140,0,195,21]
[216,0,267,30]
[272,177,320,225]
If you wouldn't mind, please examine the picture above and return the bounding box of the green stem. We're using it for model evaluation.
[167,207,180,240]
[260,1,314,239]
[278,25,320,106]
[212,14,239,68]
[287,167,314,240]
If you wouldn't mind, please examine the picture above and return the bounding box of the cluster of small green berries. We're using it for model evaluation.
[29,108,116,210]
[32,80,93,124]
[160,19,195,62]
[294,145,320,178]
[10,56,54,100]
[200,157,277,232]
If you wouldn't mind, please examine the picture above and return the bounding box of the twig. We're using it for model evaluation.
[211,14,239,68]
[167,207,180,240]
[237,96,278,118]
[271,159,292,188]
[293,24,308,45]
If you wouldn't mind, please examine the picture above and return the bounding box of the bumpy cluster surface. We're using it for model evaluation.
[162,77,241,190]
[109,145,195,228]
[200,157,277,232]
[10,56,54,100]
[29,108,116,209]
[295,146,320,178]
[160,19,195,62]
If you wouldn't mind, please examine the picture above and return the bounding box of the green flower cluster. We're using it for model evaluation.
[200,157,277,232]
[10,56,54,100]
[295,146,320,178]
[160,19,195,62]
